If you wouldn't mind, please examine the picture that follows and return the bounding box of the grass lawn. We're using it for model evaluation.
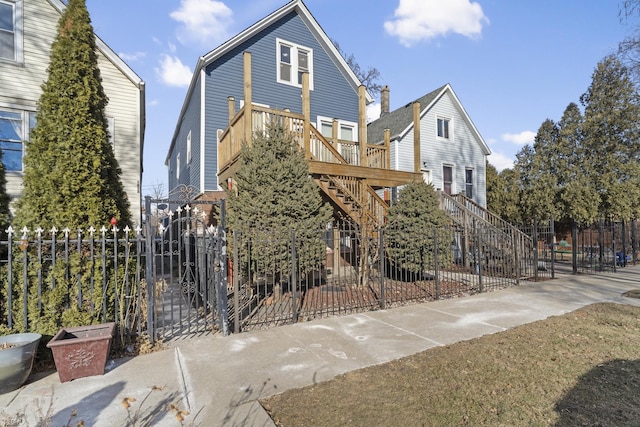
[261,302,640,426]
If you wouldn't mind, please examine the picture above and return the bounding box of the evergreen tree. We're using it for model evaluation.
[556,103,599,225]
[514,120,559,222]
[227,121,332,277]
[0,150,11,232]
[580,55,640,220]
[486,163,520,223]
[385,182,452,274]
[14,0,131,231]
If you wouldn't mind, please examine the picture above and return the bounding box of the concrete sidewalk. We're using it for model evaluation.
[2,267,640,426]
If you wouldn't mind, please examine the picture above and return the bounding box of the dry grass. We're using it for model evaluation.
[261,302,640,426]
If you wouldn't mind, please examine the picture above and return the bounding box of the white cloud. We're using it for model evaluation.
[155,54,192,88]
[118,51,146,62]
[170,0,233,47]
[502,131,535,145]
[488,152,515,172]
[384,0,488,47]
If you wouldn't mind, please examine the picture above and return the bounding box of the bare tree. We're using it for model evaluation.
[332,40,382,98]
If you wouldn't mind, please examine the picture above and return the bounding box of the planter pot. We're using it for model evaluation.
[0,333,42,394]
[46,322,115,383]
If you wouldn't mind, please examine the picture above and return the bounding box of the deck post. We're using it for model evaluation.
[359,85,367,167]
[243,52,252,145]
[384,128,391,169]
[413,101,421,173]
[302,72,311,159]
[227,96,235,124]
[332,118,339,145]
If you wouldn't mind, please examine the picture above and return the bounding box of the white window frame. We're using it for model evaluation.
[176,152,180,179]
[0,0,23,64]
[436,116,451,140]
[0,105,34,173]
[186,130,192,164]
[276,38,313,89]
[442,164,454,195]
[465,167,474,199]
[317,116,357,141]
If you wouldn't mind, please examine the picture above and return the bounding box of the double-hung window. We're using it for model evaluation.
[318,116,358,163]
[0,108,34,172]
[0,0,23,63]
[465,168,473,198]
[437,117,450,140]
[277,38,313,89]
[443,165,453,195]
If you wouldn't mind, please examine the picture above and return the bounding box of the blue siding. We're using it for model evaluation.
[203,11,360,189]
[169,74,202,193]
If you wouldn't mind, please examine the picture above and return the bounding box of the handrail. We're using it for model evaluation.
[218,105,389,174]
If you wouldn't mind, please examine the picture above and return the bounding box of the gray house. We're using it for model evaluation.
[0,0,146,222]
[368,84,490,207]
[165,0,375,200]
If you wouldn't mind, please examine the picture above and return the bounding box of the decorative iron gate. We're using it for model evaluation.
[144,193,228,342]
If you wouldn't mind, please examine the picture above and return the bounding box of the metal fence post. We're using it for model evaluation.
[379,228,385,309]
[144,195,156,343]
[434,226,440,300]
[290,230,298,324]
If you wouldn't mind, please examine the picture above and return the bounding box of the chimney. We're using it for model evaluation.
[381,85,390,116]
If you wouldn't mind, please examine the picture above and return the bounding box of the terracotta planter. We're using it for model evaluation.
[47,322,115,383]
[0,333,41,394]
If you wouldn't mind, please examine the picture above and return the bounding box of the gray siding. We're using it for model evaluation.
[201,11,360,190]
[395,91,487,207]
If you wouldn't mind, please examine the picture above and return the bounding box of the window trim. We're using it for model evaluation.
[276,38,313,90]
[0,105,34,173]
[436,116,451,140]
[317,116,358,141]
[186,130,192,164]
[442,164,454,195]
[465,167,473,199]
[0,0,23,64]
[176,152,180,179]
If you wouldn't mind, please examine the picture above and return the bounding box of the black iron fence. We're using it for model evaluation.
[229,219,554,332]
[3,213,633,341]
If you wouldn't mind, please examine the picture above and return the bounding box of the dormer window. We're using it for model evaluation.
[277,38,313,89]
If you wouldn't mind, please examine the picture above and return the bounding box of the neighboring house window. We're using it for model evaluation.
[0,107,34,172]
[277,38,313,89]
[443,165,453,195]
[186,130,191,164]
[437,117,450,139]
[0,0,23,63]
[176,153,180,179]
[465,168,473,198]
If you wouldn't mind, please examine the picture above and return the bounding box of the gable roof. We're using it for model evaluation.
[367,84,491,155]
[198,0,371,103]
[167,0,372,163]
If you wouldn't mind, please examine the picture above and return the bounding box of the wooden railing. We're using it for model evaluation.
[218,105,388,173]
[322,174,387,226]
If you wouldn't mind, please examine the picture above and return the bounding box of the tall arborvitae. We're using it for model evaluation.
[580,55,640,220]
[14,0,131,230]
[0,150,11,232]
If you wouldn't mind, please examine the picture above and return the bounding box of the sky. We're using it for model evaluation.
[85,0,633,196]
